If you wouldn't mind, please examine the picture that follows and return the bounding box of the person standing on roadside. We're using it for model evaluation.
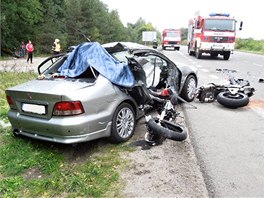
[26,40,34,63]
[52,39,61,55]
[20,41,26,57]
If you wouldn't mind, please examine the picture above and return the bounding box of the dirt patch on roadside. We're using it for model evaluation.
[0,57,47,72]
[23,167,44,180]
[120,107,209,197]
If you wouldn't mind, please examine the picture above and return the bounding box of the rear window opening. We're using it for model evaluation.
[74,66,99,79]
[39,63,99,83]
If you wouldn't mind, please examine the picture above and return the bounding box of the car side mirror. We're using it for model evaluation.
[239,21,243,30]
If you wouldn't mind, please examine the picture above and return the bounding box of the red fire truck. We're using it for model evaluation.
[162,29,181,50]
[187,13,243,60]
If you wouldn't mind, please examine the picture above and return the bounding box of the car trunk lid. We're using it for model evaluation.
[5,78,95,119]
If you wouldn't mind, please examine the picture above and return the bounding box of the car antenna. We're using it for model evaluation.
[36,8,91,42]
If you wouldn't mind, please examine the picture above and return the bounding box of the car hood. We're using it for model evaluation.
[6,78,94,95]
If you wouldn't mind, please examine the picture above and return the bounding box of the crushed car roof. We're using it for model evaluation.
[59,42,135,87]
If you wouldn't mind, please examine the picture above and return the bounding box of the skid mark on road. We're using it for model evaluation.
[247,99,264,118]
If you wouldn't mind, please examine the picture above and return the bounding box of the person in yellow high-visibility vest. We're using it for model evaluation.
[52,39,61,55]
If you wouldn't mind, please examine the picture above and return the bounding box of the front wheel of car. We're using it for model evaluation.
[195,48,202,59]
[180,75,197,102]
[110,103,135,143]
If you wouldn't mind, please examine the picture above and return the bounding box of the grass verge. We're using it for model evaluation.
[0,129,131,197]
[0,72,37,121]
[0,72,133,197]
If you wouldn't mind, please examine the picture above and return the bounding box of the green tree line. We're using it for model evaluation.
[1,0,158,56]
[2,0,261,57]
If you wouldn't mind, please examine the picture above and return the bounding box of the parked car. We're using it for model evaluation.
[5,42,197,144]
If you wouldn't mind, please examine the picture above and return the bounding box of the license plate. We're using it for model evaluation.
[22,103,46,115]
[213,44,223,49]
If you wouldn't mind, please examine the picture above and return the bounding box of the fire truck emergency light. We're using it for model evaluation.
[209,13,230,17]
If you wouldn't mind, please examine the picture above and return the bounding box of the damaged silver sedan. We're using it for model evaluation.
[5,42,197,144]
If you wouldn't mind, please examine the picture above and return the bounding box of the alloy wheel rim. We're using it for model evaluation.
[116,107,134,138]
[187,78,196,99]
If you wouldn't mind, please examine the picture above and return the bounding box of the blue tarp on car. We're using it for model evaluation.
[58,42,135,88]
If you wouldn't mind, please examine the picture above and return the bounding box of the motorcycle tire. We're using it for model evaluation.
[147,118,187,141]
[216,92,249,108]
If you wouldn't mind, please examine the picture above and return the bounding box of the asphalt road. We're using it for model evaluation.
[164,46,264,197]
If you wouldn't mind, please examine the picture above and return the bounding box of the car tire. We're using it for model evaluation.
[110,103,135,143]
[180,75,197,102]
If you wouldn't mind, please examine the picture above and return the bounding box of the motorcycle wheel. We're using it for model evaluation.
[147,118,187,141]
[216,92,249,108]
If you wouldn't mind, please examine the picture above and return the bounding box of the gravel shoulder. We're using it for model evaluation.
[120,106,209,197]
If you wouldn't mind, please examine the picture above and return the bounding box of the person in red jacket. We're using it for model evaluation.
[26,40,34,63]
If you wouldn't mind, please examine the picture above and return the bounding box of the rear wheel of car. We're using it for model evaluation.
[180,75,197,102]
[110,103,135,143]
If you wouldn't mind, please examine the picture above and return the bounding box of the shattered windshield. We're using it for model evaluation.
[205,19,236,31]
[111,51,132,63]
[165,32,181,37]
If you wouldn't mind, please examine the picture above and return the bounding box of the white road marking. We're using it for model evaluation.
[201,68,209,73]
[253,63,263,67]
[178,51,184,55]
[209,75,219,79]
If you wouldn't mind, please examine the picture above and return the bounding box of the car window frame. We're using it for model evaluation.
[38,53,67,75]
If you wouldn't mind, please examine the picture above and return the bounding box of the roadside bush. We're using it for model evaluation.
[236,38,264,53]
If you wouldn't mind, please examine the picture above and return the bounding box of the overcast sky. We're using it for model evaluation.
[101,0,263,40]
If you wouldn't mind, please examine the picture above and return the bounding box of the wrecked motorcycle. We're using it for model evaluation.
[144,88,187,146]
[197,69,255,108]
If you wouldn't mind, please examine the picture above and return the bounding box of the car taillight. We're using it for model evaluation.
[53,101,84,116]
[6,95,14,105]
